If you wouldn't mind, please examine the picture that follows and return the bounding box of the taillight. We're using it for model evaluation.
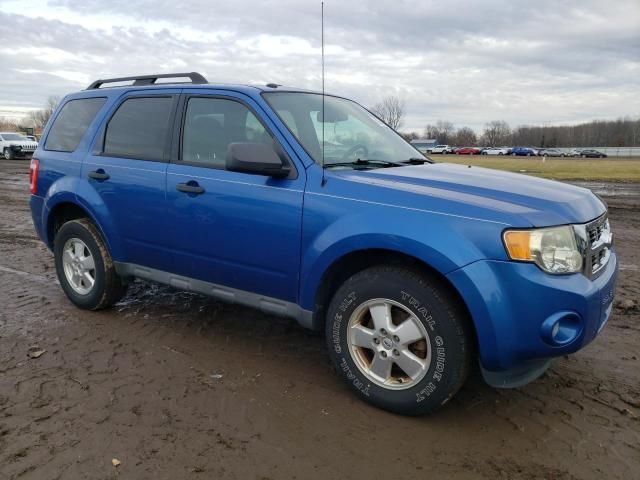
[29,158,39,195]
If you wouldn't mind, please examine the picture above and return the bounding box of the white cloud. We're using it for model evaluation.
[0,0,638,132]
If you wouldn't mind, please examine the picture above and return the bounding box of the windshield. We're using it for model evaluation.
[263,92,426,167]
[2,133,27,141]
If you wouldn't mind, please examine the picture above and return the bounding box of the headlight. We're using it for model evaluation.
[503,226,583,274]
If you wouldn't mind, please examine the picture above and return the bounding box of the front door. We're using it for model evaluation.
[166,92,305,303]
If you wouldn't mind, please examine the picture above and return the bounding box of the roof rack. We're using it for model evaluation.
[86,72,208,90]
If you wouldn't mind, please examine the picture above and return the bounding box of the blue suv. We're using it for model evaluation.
[29,73,618,415]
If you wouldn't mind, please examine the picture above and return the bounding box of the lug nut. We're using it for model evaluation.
[380,328,387,335]
[381,351,387,358]
[393,349,399,356]
[393,335,400,342]
[373,338,380,345]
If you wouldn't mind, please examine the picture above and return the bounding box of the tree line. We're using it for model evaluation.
[371,95,639,147]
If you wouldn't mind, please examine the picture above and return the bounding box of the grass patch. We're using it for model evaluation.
[435,155,640,182]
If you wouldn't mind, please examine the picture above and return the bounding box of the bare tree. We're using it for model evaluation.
[423,120,455,144]
[28,95,61,130]
[423,124,439,139]
[483,120,511,146]
[371,95,405,130]
[454,127,477,146]
[0,117,20,131]
[400,131,420,142]
[435,120,455,144]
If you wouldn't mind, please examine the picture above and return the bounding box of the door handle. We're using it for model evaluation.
[88,169,110,181]
[176,182,205,194]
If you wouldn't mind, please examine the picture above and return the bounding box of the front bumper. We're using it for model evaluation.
[9,146,34,158]
[447,250,618,373]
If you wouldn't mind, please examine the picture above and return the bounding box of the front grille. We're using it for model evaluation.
[581,213,612,278]
[587,222,604,244]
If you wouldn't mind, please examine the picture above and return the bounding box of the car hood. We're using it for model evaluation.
[336,162,606,227]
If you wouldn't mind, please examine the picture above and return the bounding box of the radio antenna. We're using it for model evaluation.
[321,1,327,186]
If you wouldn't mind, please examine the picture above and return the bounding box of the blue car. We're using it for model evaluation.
[511,147,537,156]
[29,73,617,415]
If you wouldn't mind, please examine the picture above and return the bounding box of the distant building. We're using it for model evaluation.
[410,138,437,153]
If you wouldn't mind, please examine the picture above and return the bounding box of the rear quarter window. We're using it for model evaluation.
[103,96,174,160]
[45,97,106,152]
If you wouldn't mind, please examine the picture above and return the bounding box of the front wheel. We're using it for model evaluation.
[3,148,12,160]
[54,218,128,310]
[325,266,472,415]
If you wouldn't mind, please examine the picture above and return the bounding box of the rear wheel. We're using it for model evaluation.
[54,218,127,310]
[325,266,472,415]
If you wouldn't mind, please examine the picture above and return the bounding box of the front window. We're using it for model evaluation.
[264,92,425,168]
[2,133,27,141]
[181,97,272,169]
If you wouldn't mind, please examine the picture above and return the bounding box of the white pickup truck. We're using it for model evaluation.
[0,132,38,160]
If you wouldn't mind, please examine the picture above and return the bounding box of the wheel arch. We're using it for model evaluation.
[308,248,478,349]
[44,197,121,260]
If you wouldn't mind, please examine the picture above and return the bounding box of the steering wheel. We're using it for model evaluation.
[340,144,369,161]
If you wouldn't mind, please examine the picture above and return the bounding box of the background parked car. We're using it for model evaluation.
[569,148,583,157]
[579,149,607,158]
[510,147,537,156]
[455,147,481,155]
[538,148,565,157]
[0,132,38,160]
[429,144,453,154]
[482,147,510,155]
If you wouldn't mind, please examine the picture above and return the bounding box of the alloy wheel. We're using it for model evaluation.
[347,298,431,390]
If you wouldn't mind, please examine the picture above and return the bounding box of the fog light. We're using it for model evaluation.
[541,311,583,346]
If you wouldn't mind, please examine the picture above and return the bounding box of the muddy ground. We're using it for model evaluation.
[0,159,638,479]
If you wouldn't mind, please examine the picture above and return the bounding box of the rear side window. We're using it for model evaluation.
[45,97,106,152]
[104,96,173,160]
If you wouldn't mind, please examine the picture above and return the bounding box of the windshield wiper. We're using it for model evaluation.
[400,157,429,165]
[325,158,405,169]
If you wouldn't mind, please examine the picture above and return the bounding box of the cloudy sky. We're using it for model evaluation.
[1,0,639,133]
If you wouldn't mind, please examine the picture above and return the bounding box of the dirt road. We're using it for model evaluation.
[1,159,638,479]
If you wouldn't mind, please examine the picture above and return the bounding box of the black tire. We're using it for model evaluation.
[3,148,12,160]
[325,266,472,415]
[54,218,127,310]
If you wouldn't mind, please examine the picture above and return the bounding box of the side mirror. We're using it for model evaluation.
[226,142,291,178]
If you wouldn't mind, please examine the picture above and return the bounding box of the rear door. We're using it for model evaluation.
[81,90,179,271]
[165,91,305,303]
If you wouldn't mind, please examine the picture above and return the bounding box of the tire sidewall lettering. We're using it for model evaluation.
[330,282,452,407]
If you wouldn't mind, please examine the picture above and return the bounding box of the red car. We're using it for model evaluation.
[455,147,481,155]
